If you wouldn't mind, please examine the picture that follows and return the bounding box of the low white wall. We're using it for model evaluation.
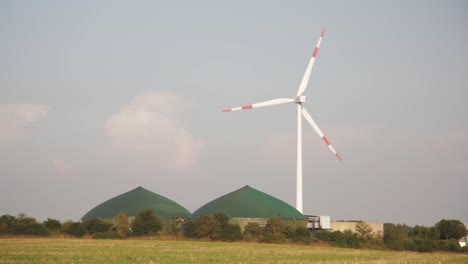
[330,221,384,237]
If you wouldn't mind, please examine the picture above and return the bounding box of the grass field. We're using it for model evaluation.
[0,238,467,263]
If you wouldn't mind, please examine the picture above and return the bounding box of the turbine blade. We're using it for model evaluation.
[301,107,342,161]
[222,98,294,112]
[296,27,326,96]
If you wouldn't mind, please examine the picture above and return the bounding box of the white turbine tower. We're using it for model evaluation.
[222,28,341,213]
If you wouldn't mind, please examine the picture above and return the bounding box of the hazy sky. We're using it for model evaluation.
[1,0,467,226]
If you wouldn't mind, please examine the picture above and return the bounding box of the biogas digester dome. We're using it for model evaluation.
[191,185,304,220]
[82,186,190,220]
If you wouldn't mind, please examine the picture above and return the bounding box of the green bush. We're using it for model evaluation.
[315,230,360,248]
[355,222,373,241]
[405,237,440,252]
[130,209,163,236]
[63,222,86,237]
[343,230,360,248]
[192,215,221,240]
[43,218,62,233]
[439,239,463,252]
[315,230,331,241]
[220,224,242,241]
[293,226,312,244]
[213,212,229,227]
[0,215,16,235]
[112,213,130,237]
[182,220,196,238]
[243,222,263,241]
[11,216,49,236]
[404,238,417,251]
[422,239,439,252]
[283,226,295,241]
[260,218,286,243]
[82,219,112,234]
[384,223,410,251]
[447,239,461,252]
[183,212,238,241]
[328,231,347,247]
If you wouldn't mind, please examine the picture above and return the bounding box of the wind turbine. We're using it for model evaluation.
[222,28,341,213]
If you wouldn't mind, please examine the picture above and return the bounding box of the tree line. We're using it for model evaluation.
[0,210,161,239]
[383,220,467,252]
[1,211,466,253]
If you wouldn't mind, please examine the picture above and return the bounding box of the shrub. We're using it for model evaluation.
[421,239,438,252]
[293,226,312,244]
[213,212,229,227]
[283,226,295,241]
[315,230,331,241]
[315,230,360,248]
[82,219,112,234]
[220,224,242,241]
[328,231,347,247]
[355,222,373,241]
[112,213,130,237]
[404,238,438,252]
[43,218,62,233]
[260,218,286,243]
[12,216,49,236]
[243,222,262,241]
[184,213,235,241]
[192,215,221,240]
[343,230,360,248]
[182,220,196,238]
[131,209,163,236]
[404,238,417,251]
[63,222,86,237]
[447,239,461,252]
[384,223,409,250]
[0,215,16,235]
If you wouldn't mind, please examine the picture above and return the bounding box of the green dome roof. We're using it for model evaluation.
[191,185,304,220]
[82,186,190,220]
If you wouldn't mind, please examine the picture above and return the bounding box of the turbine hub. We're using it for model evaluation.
[295,95,306,104]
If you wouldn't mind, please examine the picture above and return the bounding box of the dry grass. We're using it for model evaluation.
[0,238,467,263]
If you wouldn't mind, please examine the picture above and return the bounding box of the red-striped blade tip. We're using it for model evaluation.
[222,109,231,112]
[322,136,330,146]
[335,153,342,162]
[321,27,326,37]
[312,47,319,58]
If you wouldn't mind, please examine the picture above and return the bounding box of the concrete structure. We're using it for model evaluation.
[191,185,307,231]
[305,215,331,230]
[331,221,384,238]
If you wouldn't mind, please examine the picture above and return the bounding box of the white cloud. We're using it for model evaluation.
[0,104,49,144]
[104,91,203,173]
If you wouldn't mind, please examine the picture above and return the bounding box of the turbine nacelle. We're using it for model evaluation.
[294,95,306,104]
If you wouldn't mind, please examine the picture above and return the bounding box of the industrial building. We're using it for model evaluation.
[82,186,190,226]
[191,185,307,230]
[81,185,385,236]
